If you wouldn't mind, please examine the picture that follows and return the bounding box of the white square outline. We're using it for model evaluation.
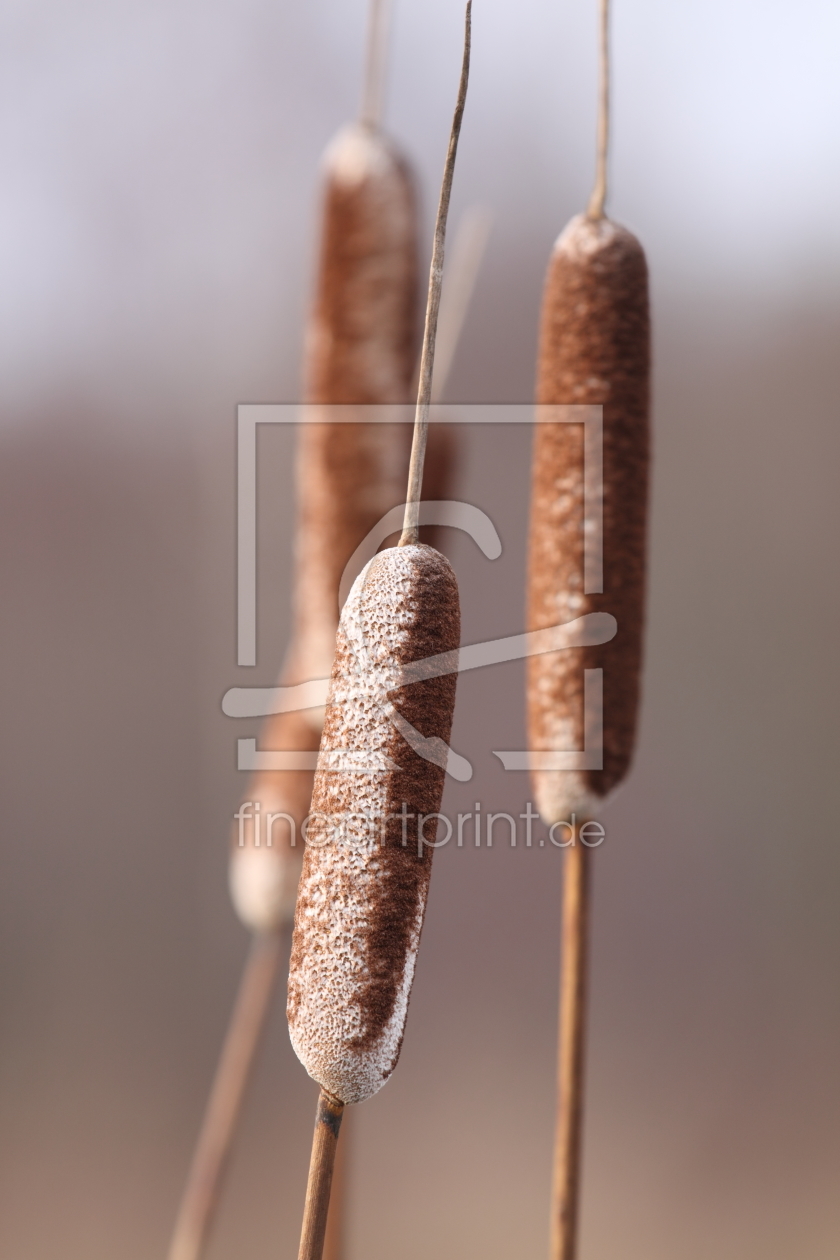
[236,403,602,667]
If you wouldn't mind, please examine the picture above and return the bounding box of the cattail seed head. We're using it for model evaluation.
[528,213,650,824]
[288,544,459,1104]
[229,125,419,933]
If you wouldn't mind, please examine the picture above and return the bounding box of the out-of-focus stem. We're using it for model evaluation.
[167,931,283,1260]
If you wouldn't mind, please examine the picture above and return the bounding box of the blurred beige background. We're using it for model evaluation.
[2,1,840,1257]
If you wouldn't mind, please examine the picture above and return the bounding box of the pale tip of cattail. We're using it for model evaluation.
[533,773,601,832]
[228,845,303,935]
[553,211,640,265]
[322,120,397,189]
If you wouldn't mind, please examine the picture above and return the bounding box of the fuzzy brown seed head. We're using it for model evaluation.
[288,544,460,1104]
[230,127,424,934]
[528,214,650,824]
[306,122,418,406]
[289,122,419,693]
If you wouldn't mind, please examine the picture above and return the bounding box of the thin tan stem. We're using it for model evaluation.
[321,1100,351,1260]
[586,0,610,220]
[400,0,471,547]
[550,839,591,1260]
[360,0,391,128]
[166,932,282,1260]
[297,1091,346,1260]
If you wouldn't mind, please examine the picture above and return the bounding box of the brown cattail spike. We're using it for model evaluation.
[305,124,417,408]
[528,214,649,825]
[288,544,460,1103]
[400,0,471,546]
[230,106,421,940]
[531,216,649,1260]
[529,6,650,1260]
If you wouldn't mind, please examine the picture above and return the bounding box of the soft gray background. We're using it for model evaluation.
[2,1,839,1257]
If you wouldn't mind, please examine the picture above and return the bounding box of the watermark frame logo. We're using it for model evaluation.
[223,404,608,785]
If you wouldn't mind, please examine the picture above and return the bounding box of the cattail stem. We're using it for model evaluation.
[360,0,391,128]
[167,932,283,1260]
[321,1102,351,1260]
[400,0,471,546]
[550,839,592,1260]
[586,0,610,220]
[297,1091,346,1260]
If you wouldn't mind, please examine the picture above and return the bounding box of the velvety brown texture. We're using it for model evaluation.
[338,551,459,1053]
[528,214,650,821]
[286,123,420,702]
[305,125,417,406]
[230,126,420,923]
[287,545,460,1103]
